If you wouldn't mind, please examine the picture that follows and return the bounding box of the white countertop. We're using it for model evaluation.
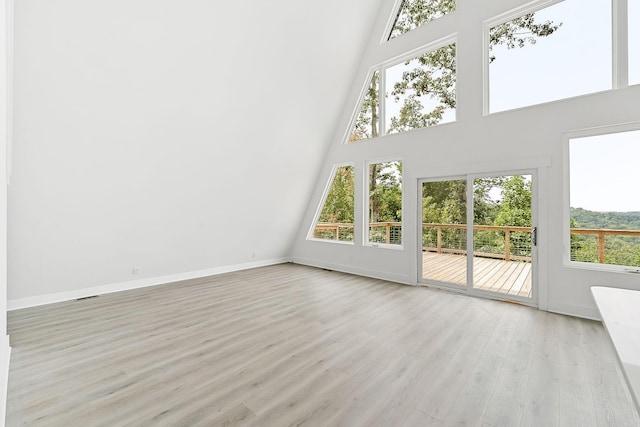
[592,286,640,413]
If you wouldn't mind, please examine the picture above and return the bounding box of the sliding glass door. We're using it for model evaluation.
[420,172,536,303]
[421,179,468,287]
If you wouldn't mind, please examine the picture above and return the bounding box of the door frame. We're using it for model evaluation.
[418,168,540,307]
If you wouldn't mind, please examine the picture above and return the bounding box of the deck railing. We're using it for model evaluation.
[313,223,355,241]
[422,223,532,262]
[313,222,402,244]
[369,222,402,245]
[570,228,640,264]
[314,223,640,266]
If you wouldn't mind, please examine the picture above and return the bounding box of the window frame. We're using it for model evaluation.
[343,69,380,144]
[382,0,407,44]
[482,0,562,116]
[625,0,639,85]
[383,0,457,43]
[563,122,640,273]
[484,0,638,116]
[364,157,404,250]
[345,35,457,144]
[307,162,356,245]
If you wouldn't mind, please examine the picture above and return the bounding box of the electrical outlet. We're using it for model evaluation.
[132,266,141,275]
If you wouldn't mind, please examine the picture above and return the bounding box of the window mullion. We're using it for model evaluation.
[379,66,386,137]
[613,0,629,89]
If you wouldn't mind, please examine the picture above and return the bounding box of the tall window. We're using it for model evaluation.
[388,0,456,40]
[310,165,355,243]
[489,0,611,113]
[569,129,640,268]
[368,161,403,246]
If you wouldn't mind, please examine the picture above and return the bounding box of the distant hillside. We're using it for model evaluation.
[571,207,640,230]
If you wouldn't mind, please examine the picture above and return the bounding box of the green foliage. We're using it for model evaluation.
[570,208,640,267]
[494,176,532,227]
[369,162,402,223]
[421,178,512,226]
[318,162,403,232]
[571,208,640,230]
[388,44,456,134]
[422,180,466,224]
[422,176,532,256]
[349,1,561,141]
[350,72,379,141]
[489,14,562,63]
[319,166,355,223]
[472,177,503,225]
[389,0,456,40]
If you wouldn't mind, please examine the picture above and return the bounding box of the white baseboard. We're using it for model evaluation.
[293,258,605,321]
[291,257,412,286]
[1,335,10,427]
[8,258,290,311]
[547,302,601,321]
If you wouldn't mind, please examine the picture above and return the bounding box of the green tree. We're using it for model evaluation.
[421,178,505,225]
[389,0,456,39]
[370,162,402,223]
[350,72,379,141]
[490,176,532,257]
[319,166,355,223]
[494,176,532,227]
[422,180,466,224]
[473,177,503,225]
[350,1,561,140]
[570,208,640,267]
[388,43,457,134]
[349,0,560,244]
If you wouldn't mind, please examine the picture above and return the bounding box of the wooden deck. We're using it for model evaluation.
[422,252,532,298]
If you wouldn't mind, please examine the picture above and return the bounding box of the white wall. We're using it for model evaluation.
[8,0,386,305]
[292,0,640,319]
[1,0,9,421]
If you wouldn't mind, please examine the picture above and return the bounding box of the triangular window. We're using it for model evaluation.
[310,165,355,243]
[388,0,456,40]
[348,72,379,143]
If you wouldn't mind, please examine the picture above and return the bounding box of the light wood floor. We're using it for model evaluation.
[6,263,639,426]
[423,252,532,297]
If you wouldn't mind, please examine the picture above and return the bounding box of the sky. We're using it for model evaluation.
[378,0,639,212]
[490,0,639,106]
[489,0,613,112]
[489,0,640,212]
[570,130,640,212]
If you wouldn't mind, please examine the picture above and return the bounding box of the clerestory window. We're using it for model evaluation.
[388,0,456,40]
[488,0,639,113]
[348,41,457,143]
[488,0,611,113]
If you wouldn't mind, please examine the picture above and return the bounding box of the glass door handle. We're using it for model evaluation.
[532,227,538,246]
